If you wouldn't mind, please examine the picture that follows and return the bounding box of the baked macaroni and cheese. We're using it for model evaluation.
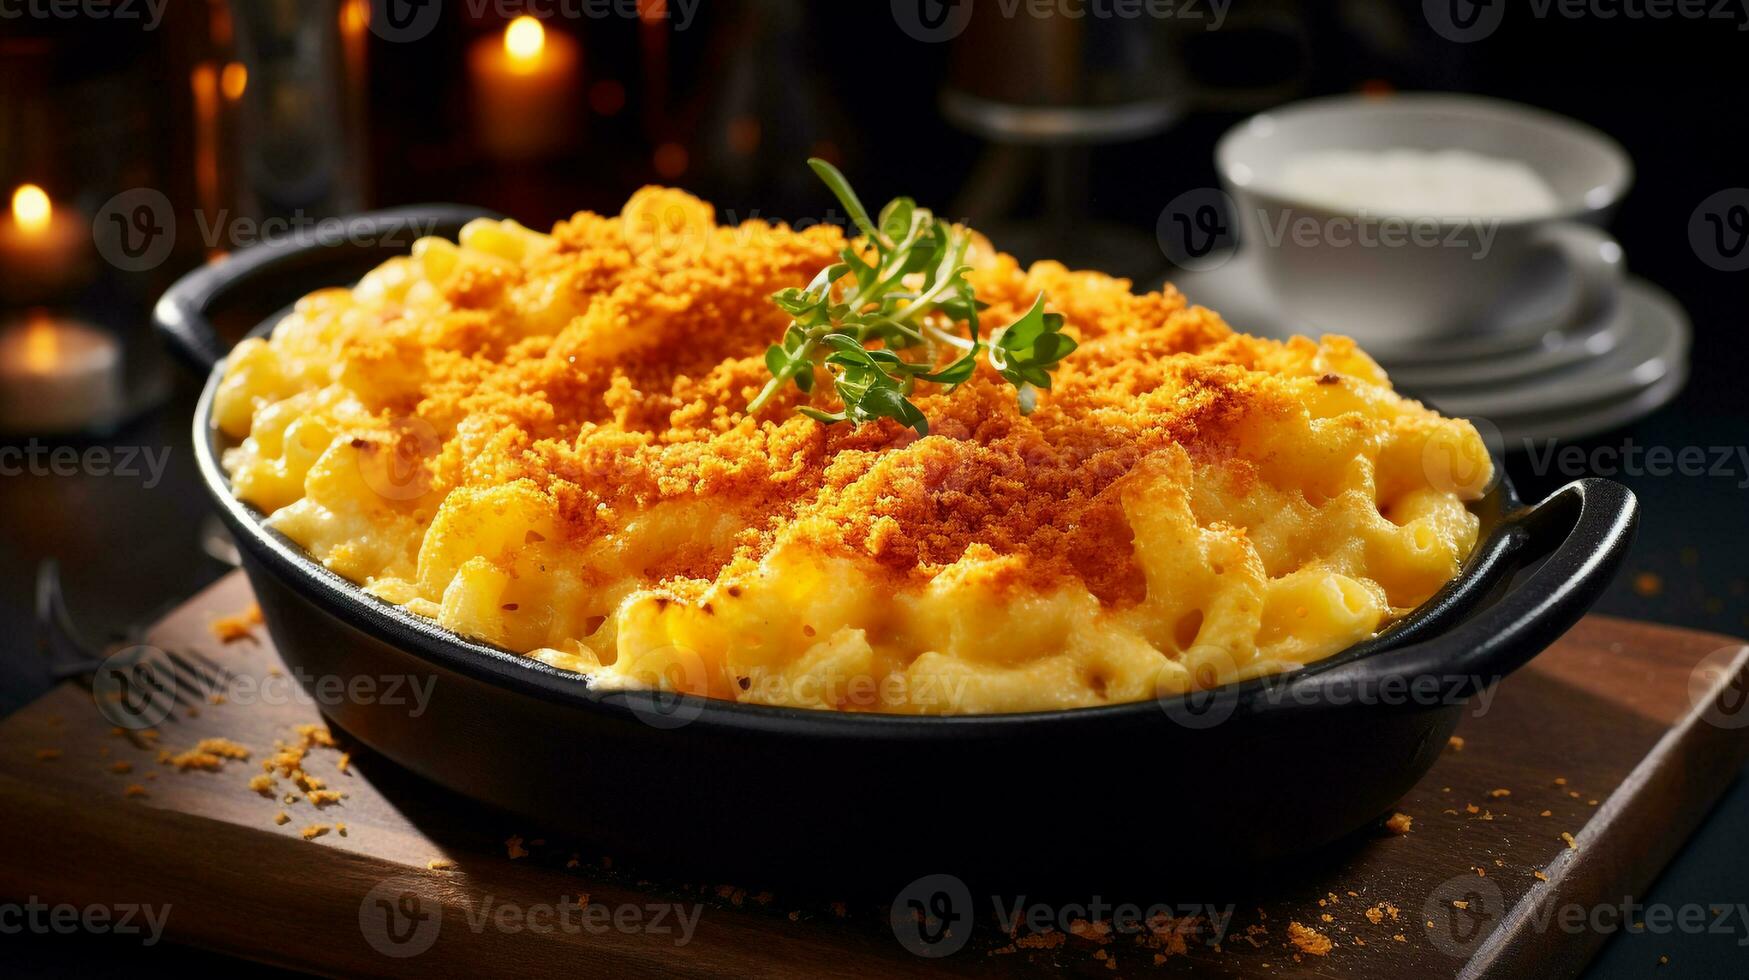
[213,165,1492,714]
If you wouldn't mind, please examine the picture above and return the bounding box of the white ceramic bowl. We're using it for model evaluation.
[1215,93,1633,346]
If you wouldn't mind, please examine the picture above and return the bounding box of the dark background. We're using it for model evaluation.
[2,2,1746,976]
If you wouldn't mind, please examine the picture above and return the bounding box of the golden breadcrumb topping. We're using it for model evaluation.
[446,219,1290,603]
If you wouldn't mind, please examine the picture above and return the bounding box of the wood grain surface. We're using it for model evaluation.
[1,571,1745,978]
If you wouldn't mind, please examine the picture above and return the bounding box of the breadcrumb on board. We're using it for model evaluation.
[1016,930,1066,950]
[210,602,263,642]
[1287,922,1332,956]
[260,725,344,806]
[1069,918,1113,943]
[165,740,250,772]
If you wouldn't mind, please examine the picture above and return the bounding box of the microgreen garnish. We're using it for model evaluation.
[747,158,1076,436]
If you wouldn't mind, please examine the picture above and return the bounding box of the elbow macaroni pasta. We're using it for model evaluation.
[215,189,1492,714]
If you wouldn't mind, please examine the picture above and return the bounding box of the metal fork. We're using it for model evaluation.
[36,560,238,724]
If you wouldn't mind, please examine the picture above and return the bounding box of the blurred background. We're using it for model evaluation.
[1,2,1746,974]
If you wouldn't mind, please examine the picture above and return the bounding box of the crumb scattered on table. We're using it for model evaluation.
[167,737,251,772]
[1016,930,1065,950]
[1287,922,1332,956]
[211,602,263,642]
[1069,918,1113,943]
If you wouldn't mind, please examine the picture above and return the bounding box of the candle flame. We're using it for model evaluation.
[11,184,50,235]
[222,62,248,100]
[340,0,369,36]
[504,16,545,65]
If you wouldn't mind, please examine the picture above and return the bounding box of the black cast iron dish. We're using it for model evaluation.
[158,207,1638,886]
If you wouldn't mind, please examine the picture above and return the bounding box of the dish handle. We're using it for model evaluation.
[1280,478,1637,712]
[153,204,500,373]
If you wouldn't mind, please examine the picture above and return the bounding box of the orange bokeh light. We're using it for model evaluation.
[11,184,50,234]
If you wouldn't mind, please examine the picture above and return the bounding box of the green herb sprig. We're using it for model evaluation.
[746,159,1075,436]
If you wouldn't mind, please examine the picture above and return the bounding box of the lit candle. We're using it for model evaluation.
[469,17,582,162]
[0,312,125,435]
[0,185,88,302]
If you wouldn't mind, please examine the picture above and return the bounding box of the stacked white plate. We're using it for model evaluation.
[1156,249,1690,448]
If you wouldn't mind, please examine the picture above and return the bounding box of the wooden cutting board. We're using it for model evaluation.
[2,571,1746,979]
